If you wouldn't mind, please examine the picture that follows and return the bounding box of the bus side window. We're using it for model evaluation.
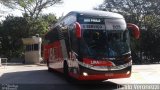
[48,27,59,43]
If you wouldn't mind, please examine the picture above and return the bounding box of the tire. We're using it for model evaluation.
[48,67,52,72]
[63,61,69,78]
[46,59,49,67]
[47,60,52,72]
[63,61,77,82]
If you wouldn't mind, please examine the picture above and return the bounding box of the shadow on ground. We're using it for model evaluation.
[0,69,124,90]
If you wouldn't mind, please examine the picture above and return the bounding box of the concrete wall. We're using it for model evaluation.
[25,51,41,64]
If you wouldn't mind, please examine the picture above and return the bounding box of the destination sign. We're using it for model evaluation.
[78,17,104,24]
[78,17,126,30]
[84,18,101,23]
[81,24,105,30]
[105,19,126,30]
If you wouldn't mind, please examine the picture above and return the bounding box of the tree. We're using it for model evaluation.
[0,0,62,19]
[0,16,29,58]
[0,14,57,58]
[0,0,59,59]
[0,22,3,55]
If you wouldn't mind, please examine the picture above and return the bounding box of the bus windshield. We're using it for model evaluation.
[81,29,130,59]
[77,16,130,59]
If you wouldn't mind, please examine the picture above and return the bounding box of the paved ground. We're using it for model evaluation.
[108,64,160,84]
[0,64,160,90]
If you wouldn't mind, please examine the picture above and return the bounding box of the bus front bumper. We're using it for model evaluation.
[77,66,131,81]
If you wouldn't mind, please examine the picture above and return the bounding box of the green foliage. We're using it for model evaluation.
[0,0,60,59]
[0,16,28,58]
[0,14,57,58]
[0,0,62,19]
[27,19,48,36]
[41,14,57,24]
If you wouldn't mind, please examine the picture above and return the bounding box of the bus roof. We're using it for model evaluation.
[53,10,124,28]
[66,10,124,19]
[46,10,124,35]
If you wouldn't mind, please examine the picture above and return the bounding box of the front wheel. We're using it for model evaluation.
[63,61,69,78]
[47,60,52,72]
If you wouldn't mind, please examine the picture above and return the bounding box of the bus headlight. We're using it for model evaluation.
[83,72,88,76]
[126,71,130,75]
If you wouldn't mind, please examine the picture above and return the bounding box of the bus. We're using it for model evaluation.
[43,10,140,81]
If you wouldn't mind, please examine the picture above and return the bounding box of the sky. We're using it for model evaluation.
[43,0,104,17]
[0,0,104,20]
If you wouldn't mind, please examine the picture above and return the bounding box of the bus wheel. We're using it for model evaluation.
[63,61,69,78]
[47,60,52,72]
[48,67,52,72]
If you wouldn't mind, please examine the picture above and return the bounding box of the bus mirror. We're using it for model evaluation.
[75,22,81,38]
[127,23,140,39]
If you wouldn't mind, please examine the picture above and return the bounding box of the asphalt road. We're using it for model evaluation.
[0,64,160,90]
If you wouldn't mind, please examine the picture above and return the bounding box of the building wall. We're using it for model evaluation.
[22,37,42,64]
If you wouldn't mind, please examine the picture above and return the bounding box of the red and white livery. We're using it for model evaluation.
[43,10,140,81]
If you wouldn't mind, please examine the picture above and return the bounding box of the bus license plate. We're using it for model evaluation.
[105,73,114,76]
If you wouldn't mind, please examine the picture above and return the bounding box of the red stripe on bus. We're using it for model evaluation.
[68,72,131,81]
[77,73,131,80]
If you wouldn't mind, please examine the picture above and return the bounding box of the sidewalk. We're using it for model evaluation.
[0,63,46,70]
